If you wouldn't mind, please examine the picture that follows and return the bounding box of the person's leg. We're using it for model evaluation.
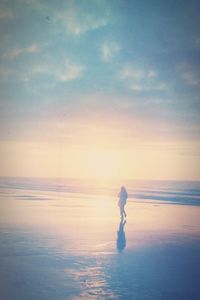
[120,206,124,219]
[123,205,127,218]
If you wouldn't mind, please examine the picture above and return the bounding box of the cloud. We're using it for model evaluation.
[192,36,200,49]
[20,0,44,10]
[119,64,167,91]
[178,63,200,86]
[56,62,84,81]
[0,52,84,82]
[56,1,109,36]
[101,42,120,61]
[130,83,167,92]
[62,15,107,36]
[181,71,200,86]
[23,60,84,82]
[57,11,107,36]
[0,68,14,81]
[120,66,144,80]
[120,65,158,81]
[5,43,41,59]
[17,0,110,36]
[148,70,157,78]
[0,8,14,19]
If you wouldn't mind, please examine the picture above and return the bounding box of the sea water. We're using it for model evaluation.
[0,176,200,205]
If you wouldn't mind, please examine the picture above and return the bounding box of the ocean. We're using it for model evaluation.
[0,176,200,206]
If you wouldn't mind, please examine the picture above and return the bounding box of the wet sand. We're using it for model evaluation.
[0,186,200,299]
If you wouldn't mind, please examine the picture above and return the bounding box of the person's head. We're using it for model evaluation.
[121,186,126,192]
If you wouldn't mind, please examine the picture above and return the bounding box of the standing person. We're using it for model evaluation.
[118,186,128,219]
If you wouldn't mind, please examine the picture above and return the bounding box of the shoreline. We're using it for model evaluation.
[0,182,200,299]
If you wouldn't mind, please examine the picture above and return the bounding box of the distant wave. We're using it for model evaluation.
[0,177,200,206]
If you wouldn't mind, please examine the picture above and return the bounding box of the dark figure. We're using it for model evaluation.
[118,186,128,220]
[117,220,126,252]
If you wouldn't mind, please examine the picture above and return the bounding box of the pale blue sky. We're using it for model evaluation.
[0,0,200,179]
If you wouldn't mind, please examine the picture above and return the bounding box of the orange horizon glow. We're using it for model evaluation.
[0,136,199,181]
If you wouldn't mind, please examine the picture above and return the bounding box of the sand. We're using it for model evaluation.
[0,181,200,299]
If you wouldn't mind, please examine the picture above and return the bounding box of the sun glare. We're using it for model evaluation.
[85,147,120,180]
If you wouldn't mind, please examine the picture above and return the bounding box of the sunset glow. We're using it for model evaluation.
[0,0,200,181]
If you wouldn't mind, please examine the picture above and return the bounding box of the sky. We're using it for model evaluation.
[0,0,200,180]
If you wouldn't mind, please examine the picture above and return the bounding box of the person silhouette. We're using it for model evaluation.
[118,186,128,220]
[117,219,126,252]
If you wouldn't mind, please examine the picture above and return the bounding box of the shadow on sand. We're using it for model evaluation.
[117,220,126,252]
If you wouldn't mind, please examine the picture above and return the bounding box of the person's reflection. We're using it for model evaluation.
[117,220,126,252]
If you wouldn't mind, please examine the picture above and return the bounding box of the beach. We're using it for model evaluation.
[0,177,200,300]
[1,0,200,298]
